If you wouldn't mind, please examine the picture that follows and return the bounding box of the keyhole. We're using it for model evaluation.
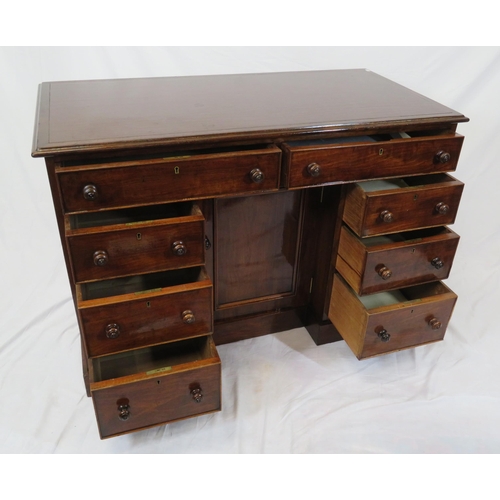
[174,166,180,174]
[146,301,151,308]
[157,380,161,385]
[379,148,384,155]
[137,232,142,240]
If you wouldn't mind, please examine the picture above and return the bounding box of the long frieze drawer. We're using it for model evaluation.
[56,146,282,213]
[328,274,457,360]
[343,173,464,237]
[90,336,221,439]
[282,133,464,188]
[336,225,460,295]
[77,267,213,357]
[66,203,205,282]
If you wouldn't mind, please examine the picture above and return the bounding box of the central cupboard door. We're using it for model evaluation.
[214,191,308,318]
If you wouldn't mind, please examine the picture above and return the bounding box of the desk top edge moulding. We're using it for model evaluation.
[31,69,468,157]
[32,69,469,438]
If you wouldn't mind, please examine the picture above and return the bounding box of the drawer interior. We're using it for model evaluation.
[357,281,452,310]
[286,131,413,147]
[80,266,207,301]
[360,226,454,248]
[69,202,198,229]
[92,336,214,382]
[357,173,454,193]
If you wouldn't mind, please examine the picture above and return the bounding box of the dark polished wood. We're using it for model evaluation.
[328,274,457,359]
[32,70,467,157]
[32,69,468,438]
[283,133,464,188]
[343,173,464,237]
[91,336,221,439]
[56,147,282,213]
[337,225,460,295]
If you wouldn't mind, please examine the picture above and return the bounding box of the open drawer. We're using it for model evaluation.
[77,267,213,357]
[281,132,464,188]
[57,145,282,213]
[336,225,460,295]
[66,202,205,282]
[328,273,457,359]
[90,335,221,439]
[343,173,464,237]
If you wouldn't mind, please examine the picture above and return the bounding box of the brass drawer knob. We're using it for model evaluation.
[250,168,264,183]
[83,184,98,200]
[379,210,394,223]
[435,202,449,215]
[118,403,130,421]
[182,310,195,324]
[93,250,108,266]
[435,151,451,164]
[172,241,187,256]
[307,162,321,177]
[431,257,444,269]
[376,265,392,280]
[377,329,391,342]
[428,317,442,330]
[191,387,203,403]
[105,323,120,339]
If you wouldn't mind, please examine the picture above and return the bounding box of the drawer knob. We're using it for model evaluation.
[118,402,130,421]
[182,310,196,324]
[105,323,120,339]
[435,151,451,164]
[428,317,442,330]
[172,241,187,256]
[435,202,450,215]
[377,329,391,342]
[307,162,321,177]
[431,257,444,269]
[191,387,203,403]
[250,168,264,183]
[379,210,394,223]
[376,265,392,280]
[93,250,108,266]
[83,184,98,200]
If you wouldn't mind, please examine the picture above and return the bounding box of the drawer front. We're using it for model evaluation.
[337,226,460,295]
[284,134,464,188]
[68,218,205,282]
[359,294,456,359]
[328,274,457,359]
[91,357,220,439]
[57,147,281,213]
[80,286,213,357]
[343,174,464,237]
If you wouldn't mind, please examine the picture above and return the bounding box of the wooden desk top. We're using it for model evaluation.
[32,69,468,157]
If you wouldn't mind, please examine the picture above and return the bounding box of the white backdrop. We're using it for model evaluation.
[1,47,500,457]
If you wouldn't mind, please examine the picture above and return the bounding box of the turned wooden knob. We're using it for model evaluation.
[191,387,203,403]
[377,329,391,342]
[379,210,394,223]
[182,310,195,324]
[105,323,120,339]
[435,151,451,164]
[307,162,321,177]
[428,317,442,330]
[83,184,98,200]
[250,168,264,183]
[435,202,449,215]
[431,257,444,269]
[118,403,130,421]
[172,241,187,256]
[376,265,392,280]
[93,250,108,266]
